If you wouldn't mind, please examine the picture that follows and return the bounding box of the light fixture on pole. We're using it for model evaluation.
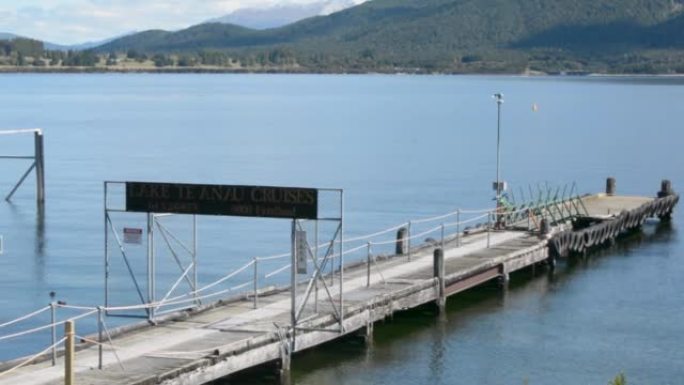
[492,93,505,226]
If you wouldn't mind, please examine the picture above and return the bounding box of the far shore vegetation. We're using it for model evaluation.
[3,37,684,75]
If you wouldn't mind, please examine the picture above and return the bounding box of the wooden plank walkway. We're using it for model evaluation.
[0,230,538,385]
[0,190,677,385]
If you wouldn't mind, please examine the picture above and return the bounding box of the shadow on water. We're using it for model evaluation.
[214,221,676,385]
[3,201,48,281]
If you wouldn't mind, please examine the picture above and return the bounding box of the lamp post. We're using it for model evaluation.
[493,93,504,226]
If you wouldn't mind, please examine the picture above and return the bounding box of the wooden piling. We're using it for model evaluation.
[64,321,74,385]
[433,248,445,313]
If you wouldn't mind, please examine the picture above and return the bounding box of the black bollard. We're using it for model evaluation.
[658,179,673,198]
[539,219,550,238]
[606,177,616,196]
[396,227,408,255]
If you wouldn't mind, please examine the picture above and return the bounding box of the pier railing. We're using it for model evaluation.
[0,188,587,374]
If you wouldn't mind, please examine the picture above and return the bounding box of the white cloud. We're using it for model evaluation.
[0,0,368,45]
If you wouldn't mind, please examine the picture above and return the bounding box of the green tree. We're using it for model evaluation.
[11,38,44,58]
[152,53,172,67]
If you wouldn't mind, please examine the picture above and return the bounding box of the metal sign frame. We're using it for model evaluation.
[1,129,45,204]
[104,181,344,342]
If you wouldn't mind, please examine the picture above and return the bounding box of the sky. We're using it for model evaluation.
[0,0,368,45]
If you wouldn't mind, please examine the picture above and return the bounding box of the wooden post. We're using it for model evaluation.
[34,131,45,203]
[433,248,445,313]
[606,177,616,196]
[65,320,74,385]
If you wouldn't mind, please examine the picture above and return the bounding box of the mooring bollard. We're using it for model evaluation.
[540,218,550,238]
[658,179,673,198]
[396,227,408,255]
[433,248,445,313]
[65,320,75,385]
[606,177,616,196]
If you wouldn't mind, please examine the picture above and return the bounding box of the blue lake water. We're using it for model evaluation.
[0,74,682,384]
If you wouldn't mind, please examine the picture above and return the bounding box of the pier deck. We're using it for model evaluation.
[0,190,678,385]
[0,230,540,385]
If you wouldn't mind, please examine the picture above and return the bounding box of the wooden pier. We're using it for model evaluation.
[0,181,678,385]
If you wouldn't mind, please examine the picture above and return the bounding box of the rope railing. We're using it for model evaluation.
[0,195,586,358]
[0,309,97,342]
[0,306,50,329]
[0,337,65,378]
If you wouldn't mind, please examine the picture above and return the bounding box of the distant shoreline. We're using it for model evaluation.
[1,66,684,77]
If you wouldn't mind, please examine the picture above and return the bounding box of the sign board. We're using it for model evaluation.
[492,181,508,192]
[125,182,318,220]
[296,230,308,274]
[123,228,143,244]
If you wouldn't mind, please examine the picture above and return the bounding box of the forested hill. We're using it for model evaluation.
[92,0,684,73]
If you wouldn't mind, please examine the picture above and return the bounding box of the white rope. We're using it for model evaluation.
[0,337,66,378]
[458,207,495,214]
[369,225,442,246]
[106,279,254,312]
[443,213,490,228]
[410,210,460,224]
[265,264,291,279]
[256,252,290,262]
[56,304,98,311]
[342,222,408,243]
[0,309,97,342]
[0,306,50,329]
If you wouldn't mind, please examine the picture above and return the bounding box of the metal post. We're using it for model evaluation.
[253,257,259,309]
[147,213,155,321]
[290,219,297,349]
[487,213,492,248]
[97,307,103,369]
[527,209,531,231]
[339,191,345,332]
[192,215,198,304]
[50,302,57,366]
[104,183,109,312]
[407,221,412,261]
[456,209,461,247]
[64,320,75,385]
[366,242,372,288]
[314,220,319,313]
[34,131,45,203]
[440,224,445,250]
[494,93,504,224]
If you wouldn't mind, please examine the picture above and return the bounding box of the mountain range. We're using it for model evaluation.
[5,0,684,73]
[91,0,684,73]
[0,32,123,51]
[208,0,366,29]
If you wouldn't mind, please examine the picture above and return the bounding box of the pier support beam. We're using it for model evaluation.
[364,320,374,346]
[278,339,291,385]
[498,265,510,288]
[433,248,445,313]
